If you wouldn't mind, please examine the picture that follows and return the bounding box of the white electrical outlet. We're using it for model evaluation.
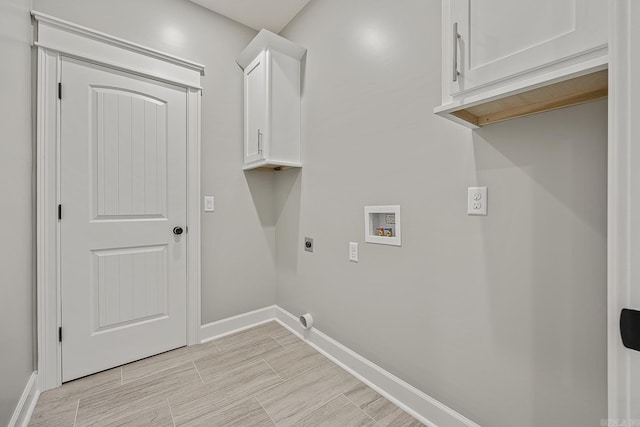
[349,242,359,262]
[204,196,215,212]
[467,187,487,215]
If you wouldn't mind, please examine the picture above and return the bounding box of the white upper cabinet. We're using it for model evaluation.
[237,30,306,170]
[244,52,267,165]
[436,0,608,128]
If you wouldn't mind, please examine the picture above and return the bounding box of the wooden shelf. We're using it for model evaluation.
[449,69,608,127]
[253,166,296,171]
[242,159,301,171]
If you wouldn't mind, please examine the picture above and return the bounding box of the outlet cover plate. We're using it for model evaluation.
[304,237,313,252]
[467,187,488,215]
[349,242,359,262]
[204,196,215,212]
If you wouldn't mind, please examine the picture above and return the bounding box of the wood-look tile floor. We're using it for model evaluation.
[30,321,425,426]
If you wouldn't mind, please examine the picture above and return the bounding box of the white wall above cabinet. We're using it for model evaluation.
[237,30,306,170]
[435,0,608,128]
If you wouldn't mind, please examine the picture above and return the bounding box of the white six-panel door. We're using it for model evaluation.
[60,57,188,382]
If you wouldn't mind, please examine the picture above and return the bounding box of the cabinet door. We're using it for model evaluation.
[449,0,607,95]
[244,52,267,164]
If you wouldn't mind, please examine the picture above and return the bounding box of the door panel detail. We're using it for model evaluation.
[92,245,168,331]
[91,87,168,219]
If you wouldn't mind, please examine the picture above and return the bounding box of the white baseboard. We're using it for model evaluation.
[197,305,479,427]
[8,372,40,427]
[199,305,277,343]
[274,307,480,427]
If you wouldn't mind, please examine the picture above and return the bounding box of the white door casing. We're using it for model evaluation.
[60,58,188,381]
[609,0,640,423]
[603,0,640,427]
[35,12,203,390]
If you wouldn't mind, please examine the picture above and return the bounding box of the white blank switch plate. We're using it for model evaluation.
[204,196,215,212]
[467,187,487,215]
[349,242,359,262]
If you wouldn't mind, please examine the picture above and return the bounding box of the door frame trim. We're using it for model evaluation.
[608,0,632,421]
[34,11,204,391]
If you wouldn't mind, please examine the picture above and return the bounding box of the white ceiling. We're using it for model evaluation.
[189,0,312,33]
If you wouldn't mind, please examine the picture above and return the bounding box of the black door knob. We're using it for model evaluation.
[621,308,640,351]
[173,226,184,235]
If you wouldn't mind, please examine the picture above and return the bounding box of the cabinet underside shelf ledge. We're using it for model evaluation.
[438,69,608,128]
[242,159,301,171]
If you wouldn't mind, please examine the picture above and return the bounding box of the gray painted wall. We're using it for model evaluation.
[2,0,607,425]
[0,0,35,424]
[277,0,607,426]
[32,0,275,323]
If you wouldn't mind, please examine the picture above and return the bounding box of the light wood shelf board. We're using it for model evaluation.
[451,69,608,127]
[254,166,295,171]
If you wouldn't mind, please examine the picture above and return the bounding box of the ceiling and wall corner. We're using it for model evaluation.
[188,0,312,33]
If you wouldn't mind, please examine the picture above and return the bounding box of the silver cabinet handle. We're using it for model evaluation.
[257,129,263,155]
[452,22,461,82]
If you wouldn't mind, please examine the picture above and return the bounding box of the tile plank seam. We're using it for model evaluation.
[341,392,379,425]
[261,358,284,381]
[255,397,278,426]
[191,361,205,384]
[271,335,287,349]
[72,399,79,427]
[166,398,176,427]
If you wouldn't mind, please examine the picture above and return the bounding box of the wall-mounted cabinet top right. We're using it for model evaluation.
[434,0,608,128]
